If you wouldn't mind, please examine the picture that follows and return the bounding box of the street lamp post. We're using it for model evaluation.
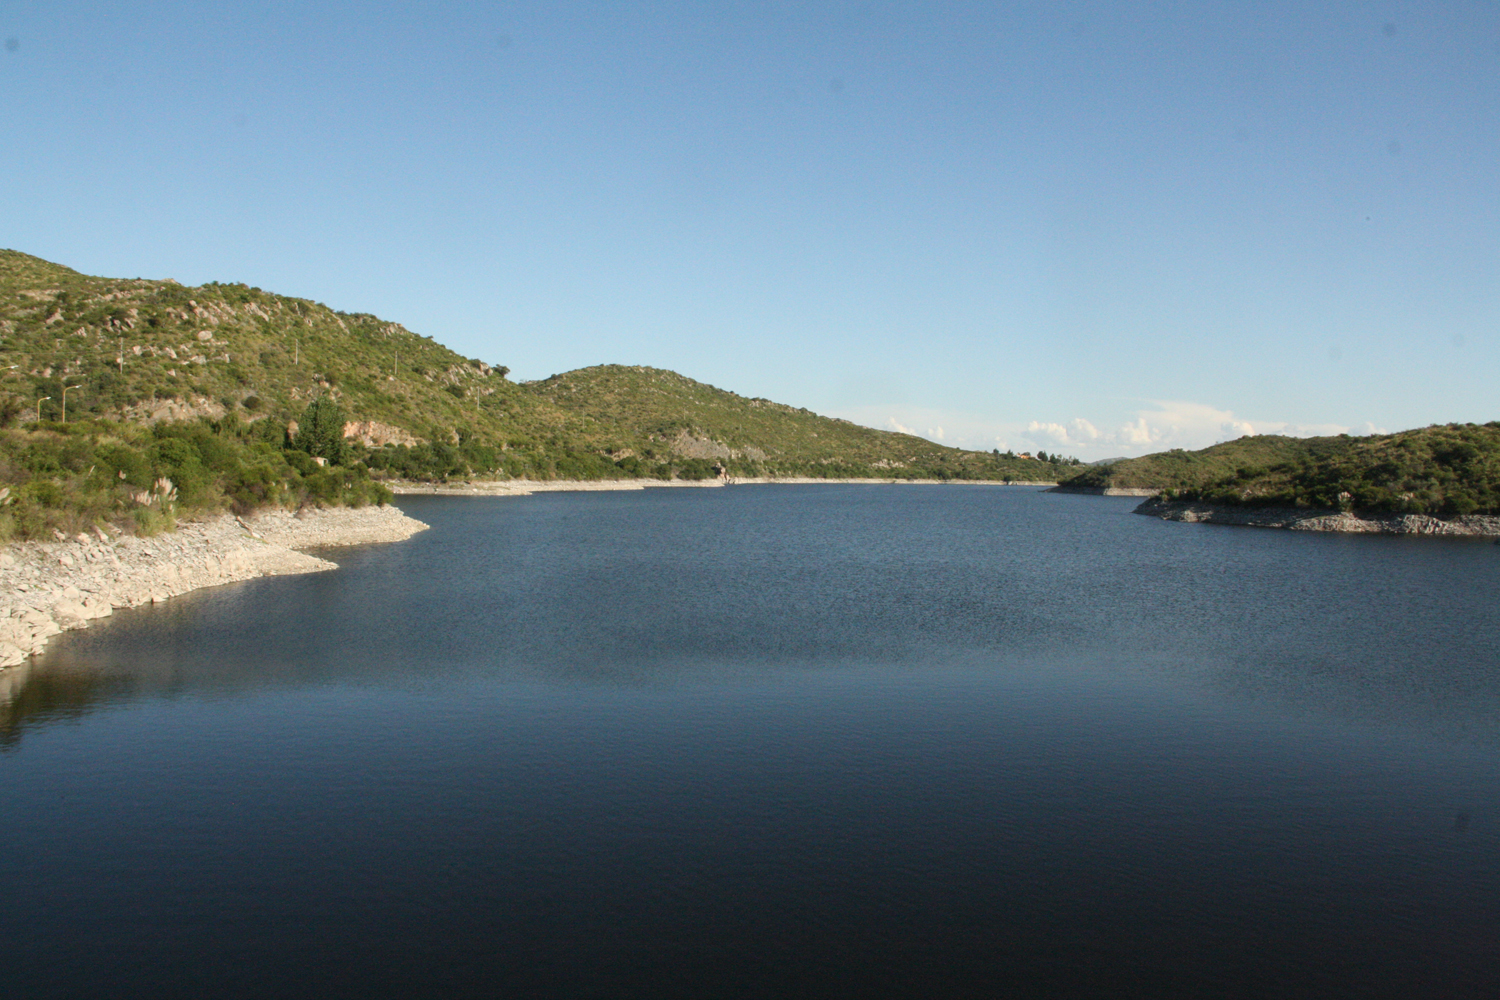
[61,384,80,424]
[36,396,50,423]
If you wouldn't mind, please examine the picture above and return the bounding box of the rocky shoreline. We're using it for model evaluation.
[1134,497,1500,536]
[0,505,428,669]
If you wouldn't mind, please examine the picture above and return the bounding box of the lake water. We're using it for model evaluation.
[3,486,1498,998]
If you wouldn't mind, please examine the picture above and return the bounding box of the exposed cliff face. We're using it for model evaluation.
[1135,497,1500,536]
[342,420,424,448]
[0,506,428,668]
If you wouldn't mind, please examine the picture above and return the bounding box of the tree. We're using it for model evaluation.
[294,396,348,465]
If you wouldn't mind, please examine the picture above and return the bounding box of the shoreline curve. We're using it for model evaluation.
[0,505,429,670]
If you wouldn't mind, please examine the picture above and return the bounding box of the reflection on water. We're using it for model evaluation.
[0,659,138,751]
[3,487,1499,998]
[0,659,23,706]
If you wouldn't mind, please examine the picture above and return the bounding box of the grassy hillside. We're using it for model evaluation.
[1057,436,1326,491]
[1059,424,1500,516]
[0,250,1081,539]
[528,365,1072,481]
[0,249,606,472]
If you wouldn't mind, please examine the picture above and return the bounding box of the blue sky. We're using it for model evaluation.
[3,1,1496,456]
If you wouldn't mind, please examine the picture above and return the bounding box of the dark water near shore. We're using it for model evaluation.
[4,486,1499,998]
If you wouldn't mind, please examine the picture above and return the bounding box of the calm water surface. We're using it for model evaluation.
[3,486,1498,998]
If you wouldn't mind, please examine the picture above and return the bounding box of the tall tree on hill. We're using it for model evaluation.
[294,396,348,466]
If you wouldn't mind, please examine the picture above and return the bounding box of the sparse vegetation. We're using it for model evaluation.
[527,365,1076,481]
[0,416,390,541]
[17,249,1489,537]
[1057,424,1500,516]
[0,250,1081,539]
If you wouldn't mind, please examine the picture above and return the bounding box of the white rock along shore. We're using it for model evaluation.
[0,505,428,668]
[387,477,1060,496]
[1134,497,1500,536]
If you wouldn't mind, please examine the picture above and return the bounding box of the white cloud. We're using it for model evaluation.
[1019,401,1371,458]
[1069,417,1101,441]
[1117,417,1154,445]
[1022,416,1107,449]
[848,401,1377,460]
[1024,421,1070,445]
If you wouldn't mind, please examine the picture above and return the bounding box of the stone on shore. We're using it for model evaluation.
[0,504,428,668]
[1134,497,1500,536]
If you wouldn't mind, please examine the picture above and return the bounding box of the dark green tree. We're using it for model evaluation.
[294,396,349,466]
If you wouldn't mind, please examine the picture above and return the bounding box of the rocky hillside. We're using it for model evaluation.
[0,249,1074,484]
[529,365,1064,481]
[0,248,593,456]
[0,250,1089,539]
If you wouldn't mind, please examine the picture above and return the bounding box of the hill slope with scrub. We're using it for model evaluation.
[1058,424,1500,516]
[528,364,1073,481]
[0,250,1081,539]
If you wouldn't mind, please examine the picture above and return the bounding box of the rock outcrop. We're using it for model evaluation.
[341,420,424,448]
[0,505,428,668]
[1047,485,1159,496]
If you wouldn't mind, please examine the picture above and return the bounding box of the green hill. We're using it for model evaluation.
[0,248,591,460]
[1058,424,1500,516]
[0,250,1076,539]
[527,364,1069,481]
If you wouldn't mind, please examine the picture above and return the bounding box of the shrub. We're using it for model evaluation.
[132,505,173,536]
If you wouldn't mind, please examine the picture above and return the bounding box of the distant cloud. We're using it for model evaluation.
[1021,401,1371,457]
[856,401,1375,460]
[1026,418,1100,446]
[884,415,947,442]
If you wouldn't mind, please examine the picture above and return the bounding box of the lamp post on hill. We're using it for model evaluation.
[36,396,50,423]
[61,383,80,424]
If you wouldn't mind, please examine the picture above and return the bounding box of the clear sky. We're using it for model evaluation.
[3,1,1496,457]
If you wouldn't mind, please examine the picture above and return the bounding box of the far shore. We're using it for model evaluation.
[385,477,1061,496]
[1134,497,1500,537]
